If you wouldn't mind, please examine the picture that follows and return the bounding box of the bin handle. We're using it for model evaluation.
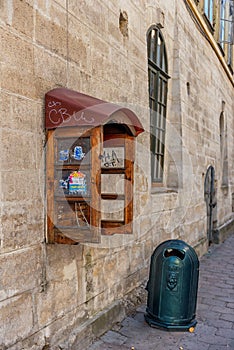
[164,248,185,260]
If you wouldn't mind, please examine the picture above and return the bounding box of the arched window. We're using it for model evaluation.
[147,26,169,183]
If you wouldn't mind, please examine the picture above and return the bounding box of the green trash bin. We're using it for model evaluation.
[145,239,199,331]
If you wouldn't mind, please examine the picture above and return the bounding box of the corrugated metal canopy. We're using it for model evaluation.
[45,88,144,136]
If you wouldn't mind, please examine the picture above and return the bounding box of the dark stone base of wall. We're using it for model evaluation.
[213,217,234,244]
[61,284,147,350]
[64,301,126,350]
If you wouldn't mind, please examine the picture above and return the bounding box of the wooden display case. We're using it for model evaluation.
[45,88,144,244]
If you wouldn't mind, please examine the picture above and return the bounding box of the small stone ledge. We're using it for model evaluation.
[91,301,126,339]
[151,186,178,195]
[193,237,208,258]
[63,301,126,350]
[83,284,147,350]
[213,217,234,244]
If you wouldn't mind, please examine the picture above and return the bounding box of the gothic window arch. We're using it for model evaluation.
[147,26,169,184]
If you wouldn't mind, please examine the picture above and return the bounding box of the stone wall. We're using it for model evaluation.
[0,0,233,349]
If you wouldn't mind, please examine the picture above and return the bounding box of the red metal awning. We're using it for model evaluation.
[45,88,144,136]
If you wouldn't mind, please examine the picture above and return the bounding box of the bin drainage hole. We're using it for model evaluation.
[164,248,185,260]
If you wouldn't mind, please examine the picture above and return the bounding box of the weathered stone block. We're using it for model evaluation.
[66,63,84,91]
[34,46,67,86]
[1,170,42,203]
[102,253,118,286]
[45,244,83,278]
[116,247,131,280]
[11,0,34,37]
[68,32,89,68]
[1,200,44,253]
[139,216,152,237]
[1,129,36,171]
[0,293,33,348]
[11,96,38,132]
[1,31,34,74]
[69,0,107,33]
[36,278,78,327]
[92,260,106,294]
[6,328,50,350]
[1,65,36,99]
[0,1,9,24]
[0,246,42,301]
[35,11,67,57]
[0,91,12,129]
[129,242,145,274]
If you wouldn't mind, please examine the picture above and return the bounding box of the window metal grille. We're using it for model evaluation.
[204,0,214,24]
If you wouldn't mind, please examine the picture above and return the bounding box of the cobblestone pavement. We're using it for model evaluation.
[90,234,234,350]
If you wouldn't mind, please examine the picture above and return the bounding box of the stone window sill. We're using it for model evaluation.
[151,186,178,195]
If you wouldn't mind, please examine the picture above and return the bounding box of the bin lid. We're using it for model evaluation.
[151,239,199,265]
[45,87,144,137]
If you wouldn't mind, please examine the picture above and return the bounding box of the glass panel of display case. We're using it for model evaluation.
[101,146,125,169]
[101,200,125,221]
[101,174,125,195]
[56,200,90,228]
[56,137,91,165]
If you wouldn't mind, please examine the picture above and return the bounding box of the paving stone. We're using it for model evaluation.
[179,339,210,350]
[197,334,228,346]
[219,313,234,322]
[206,319,233,329]
[227,340,234,348]
[215,328,234,339]
[200,297,226,307]
[208,346,232,350]
[101,330,127,345]
[89,340,105,349]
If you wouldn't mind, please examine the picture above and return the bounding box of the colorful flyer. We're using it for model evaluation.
[68,171,87,195]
